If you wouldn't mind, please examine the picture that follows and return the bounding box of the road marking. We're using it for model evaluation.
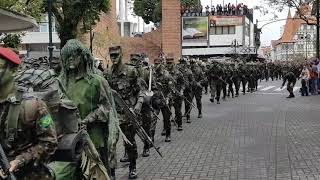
[261,86,276,91]
[274,87,285,92]
[256,92,284,95]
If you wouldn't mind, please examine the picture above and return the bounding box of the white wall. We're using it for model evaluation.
[21,32,60,44]
[209,26,243,46]
[250,22,254,46]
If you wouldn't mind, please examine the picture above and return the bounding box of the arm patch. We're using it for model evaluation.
[39,114,53,128]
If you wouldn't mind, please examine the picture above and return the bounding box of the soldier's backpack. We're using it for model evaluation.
[15,68,84,162]
[15,68,111,180]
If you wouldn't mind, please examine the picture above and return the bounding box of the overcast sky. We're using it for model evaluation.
[201,0,289,46]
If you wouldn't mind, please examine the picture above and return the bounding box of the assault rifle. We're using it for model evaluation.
[112,90,163,158]
[0,144,17,180]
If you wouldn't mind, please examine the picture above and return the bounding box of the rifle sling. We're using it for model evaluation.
[6,96,22,143]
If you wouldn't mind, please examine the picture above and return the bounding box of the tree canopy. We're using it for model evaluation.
[133,0,200,25]
[0,0,111,47]
[0,0,44,21]
[51,0,111,47]
[260,0,315,24]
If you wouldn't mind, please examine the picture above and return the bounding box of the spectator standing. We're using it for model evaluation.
[228,3,232,15]
[223,5,228,15]
[300,65,310,96]
[205,5,210,16]
[232,4,236,15]
[310,63,318,95]
[211,5,215,15]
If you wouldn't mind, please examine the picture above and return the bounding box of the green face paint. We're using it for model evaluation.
[110,53,122,65]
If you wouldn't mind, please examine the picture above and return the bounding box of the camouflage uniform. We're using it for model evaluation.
[178,60,195,123]
[153,58,173,142]
[166,58,185,131]
[0,48,57,180]
[190,60,204,118]
[108,46,145,179]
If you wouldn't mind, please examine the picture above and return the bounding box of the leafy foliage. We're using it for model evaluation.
[51,0,111,47]
[133,0,199,24]
[0,0,44,21]
[0,33,23,48]
[133,0,161,24]
[260,0,315,24]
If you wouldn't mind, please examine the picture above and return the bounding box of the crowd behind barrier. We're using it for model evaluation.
[181,3,253,19]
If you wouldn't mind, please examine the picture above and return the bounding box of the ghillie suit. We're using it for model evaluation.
[57,39,120,180]
[15,45,114,179]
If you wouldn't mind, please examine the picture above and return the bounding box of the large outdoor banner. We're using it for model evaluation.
[182,17,208,46]
[209,16,243,27]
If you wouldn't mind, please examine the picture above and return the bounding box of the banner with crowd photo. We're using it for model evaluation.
[182,17,208,47]
[209,16,243,27]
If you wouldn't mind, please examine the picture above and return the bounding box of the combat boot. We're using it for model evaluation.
[129,168,138,179]
[120,152,129,162]
[165,135,171,142]
[209,98,214,103]
[186,118,191,123]
[177,125,183,131]
[161,129,166,136]
[198,109,202,118]
[110,168,116,180]
[142,148,150,157]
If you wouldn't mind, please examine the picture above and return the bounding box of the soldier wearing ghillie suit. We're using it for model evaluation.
[53,39,118,180]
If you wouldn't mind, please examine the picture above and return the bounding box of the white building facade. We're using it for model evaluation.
[273,24,317,61]
[182,14,257,56]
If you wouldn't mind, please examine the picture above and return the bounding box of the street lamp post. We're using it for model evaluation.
[231,39,239,59]
[48,0,54,68]
[317,0,319,59]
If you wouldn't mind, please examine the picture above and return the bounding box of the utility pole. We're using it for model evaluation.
[48,0,53,68]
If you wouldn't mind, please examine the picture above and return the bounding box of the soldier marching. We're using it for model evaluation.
[1,41,305,180]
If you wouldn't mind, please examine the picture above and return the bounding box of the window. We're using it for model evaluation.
[222,27,229,34]
[216,27,222,34]
[229,26,235,34]
[209,26,236,35]
[210,27,216,35]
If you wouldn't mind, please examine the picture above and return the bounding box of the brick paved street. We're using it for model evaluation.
[116,81,320,180]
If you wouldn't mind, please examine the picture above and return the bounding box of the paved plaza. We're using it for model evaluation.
[116,80,320,180]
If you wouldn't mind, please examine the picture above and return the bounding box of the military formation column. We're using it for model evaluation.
[0,41,305,180]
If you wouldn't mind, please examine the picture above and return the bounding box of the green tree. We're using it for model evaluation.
[51,0,111,47]
[1,0,111,48]
[0,0,44,21]
[133,0,199,25]
[0,33,23,48]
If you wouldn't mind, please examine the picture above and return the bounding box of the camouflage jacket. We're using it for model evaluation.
[109,63,145,121]
[0,94,57,166]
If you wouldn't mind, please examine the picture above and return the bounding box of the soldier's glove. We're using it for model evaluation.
[132,106,141,116]
[0,168,7,179]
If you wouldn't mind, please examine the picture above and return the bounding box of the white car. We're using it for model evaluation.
[183,28,205,39]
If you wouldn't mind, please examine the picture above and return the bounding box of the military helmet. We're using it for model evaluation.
[154,58,163,64]
[109,46,122,55]
[166,57,175,64]
[130,53,141,61]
